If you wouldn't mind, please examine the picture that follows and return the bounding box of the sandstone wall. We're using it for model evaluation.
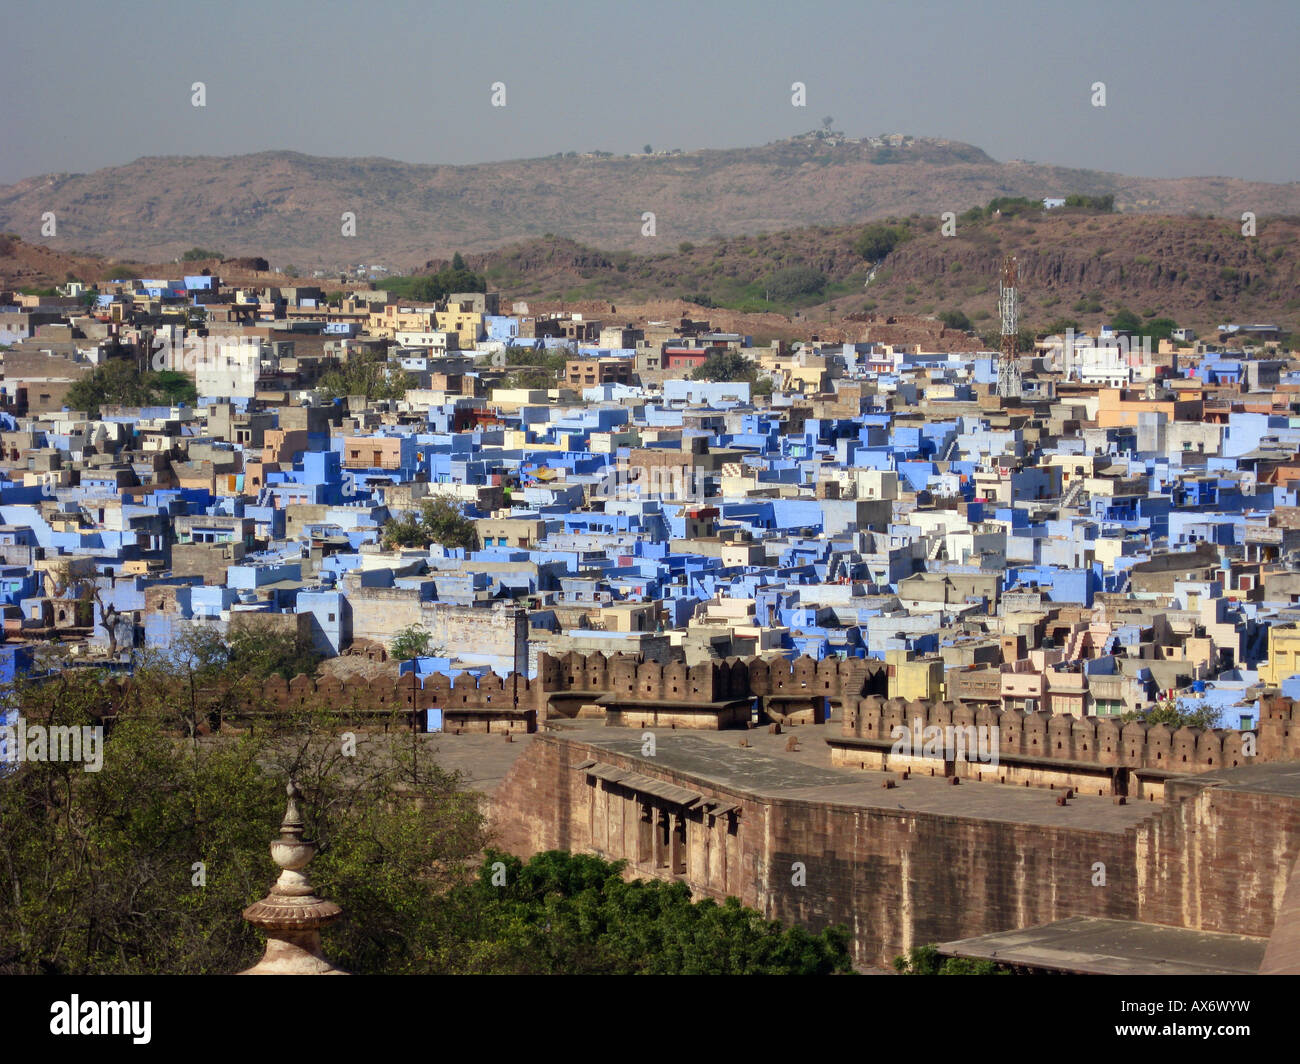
[490,733,1300,968]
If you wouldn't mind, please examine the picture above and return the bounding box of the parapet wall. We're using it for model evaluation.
[838,692,1300,775]
[536,650,886,715]
[93,651,886,728]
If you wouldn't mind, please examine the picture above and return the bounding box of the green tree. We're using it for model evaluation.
[417,496,479,551]
[1110,308,1142,333]
[390,255,487,304]
[390,624,436,662]
[65,360,198,417]
[181,247,225,262]
[0,667,487,975]
[763,266,827,303]
[381,495,480,552]
[317,354,413,401]
[893,944,1010,975]
[1043,317,1081,336]
[1064,193,1115,212]
[434,850,854,975]
[691,350,759,383]
[939,309,972,331]
[854,224,906,261]
[1123,699,1221,730]
[380,511,426,550]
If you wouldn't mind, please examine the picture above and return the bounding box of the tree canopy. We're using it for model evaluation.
[438,850,854,975]
[317,353,413,401]
[0,663,483,975]
[854,223,908,261]
[0,669,853,975]
[383,256,487,304]
[65,360,197,417]
[381,495,480,552]
[894,944,1010,975]
[390,623,437,662]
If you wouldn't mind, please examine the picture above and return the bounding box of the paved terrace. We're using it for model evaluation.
[937,916,1270,976]
[424,721,1169,832]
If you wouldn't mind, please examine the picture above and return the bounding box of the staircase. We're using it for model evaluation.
[1061,479,1085,508]
[1063,629,1089,662]
[927,536,945,561]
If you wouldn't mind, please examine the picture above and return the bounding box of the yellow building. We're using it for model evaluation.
[1261,624,1300,687]
[435,309,484,347]
[367,305,437,338]
[886,649,945,701]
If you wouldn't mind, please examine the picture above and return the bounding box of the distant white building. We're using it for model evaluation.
[1043,197,1066,209]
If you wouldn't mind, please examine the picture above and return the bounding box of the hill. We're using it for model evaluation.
[2,134,1297,270]
[428,210,1300,338]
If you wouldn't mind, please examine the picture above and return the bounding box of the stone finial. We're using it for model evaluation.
[239,780,347,975]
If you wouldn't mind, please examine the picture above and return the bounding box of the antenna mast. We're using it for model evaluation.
[997,254,1023,399]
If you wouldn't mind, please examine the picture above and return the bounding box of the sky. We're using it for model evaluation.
[1,0,1296,186]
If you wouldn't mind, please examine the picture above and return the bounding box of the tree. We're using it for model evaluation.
[181,247,224,262]
[1043,317,1081,337]
[65,360,198,418]
[390,624,436,662]
[418,496,479,551]
[894,944,1010,975]
[0,673,487,975]
[643,144,653,154]
[854,224,905,262]
[392,256,486,304]
[433,850,854,975]
[85,582,123,659]
[381,495,479,552]
[939,309,972,332]
[1110,308,1142,333]
[763,266,827,303]
[1064,193,1115,212]
[1123,699,1221,730]
[317,354,413,402]
[691,350,759,384]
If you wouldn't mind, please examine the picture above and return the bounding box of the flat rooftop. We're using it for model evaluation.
[421,721,1300,828]
[1189,760,1300,799]
[936,916,1269,975]
[542,723,1161,833]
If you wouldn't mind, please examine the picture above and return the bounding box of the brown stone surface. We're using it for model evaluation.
[488,724,1300,970]
[937,916,1269,975]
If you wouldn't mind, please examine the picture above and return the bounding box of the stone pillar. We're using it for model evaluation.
[240,781,347,975]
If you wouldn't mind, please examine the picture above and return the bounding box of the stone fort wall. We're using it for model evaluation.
[490,733,1300,969]
[836,691,1300,779]
[96,651,1300,770]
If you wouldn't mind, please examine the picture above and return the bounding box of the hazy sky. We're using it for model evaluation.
[2,0,1296,185]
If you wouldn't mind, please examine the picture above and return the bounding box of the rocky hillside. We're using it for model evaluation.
[2,134,1297,269]
[436,210,1300,336]
[5,209,1296,341]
